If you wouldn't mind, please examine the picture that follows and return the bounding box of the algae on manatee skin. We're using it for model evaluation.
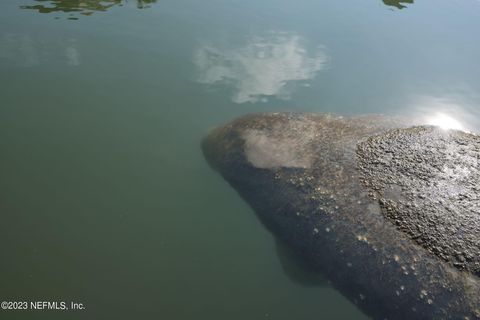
[357,126,480,276]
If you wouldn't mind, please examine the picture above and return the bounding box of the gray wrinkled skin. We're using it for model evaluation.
[202,112,480,320]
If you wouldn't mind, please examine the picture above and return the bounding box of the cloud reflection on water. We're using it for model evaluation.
[0,33,80,67]
[194,32,328,104]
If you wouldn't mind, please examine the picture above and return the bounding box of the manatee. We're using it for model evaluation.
[202,112,480,320]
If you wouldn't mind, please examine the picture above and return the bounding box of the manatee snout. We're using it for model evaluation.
[201,126,221,171]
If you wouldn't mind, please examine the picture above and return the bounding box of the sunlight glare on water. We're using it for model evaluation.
[426,113,465,131]
[411,96,478,132]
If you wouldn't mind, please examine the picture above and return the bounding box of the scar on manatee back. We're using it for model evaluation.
[242,129,313,169]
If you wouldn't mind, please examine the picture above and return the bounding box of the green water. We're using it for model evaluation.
[1,0,480,319]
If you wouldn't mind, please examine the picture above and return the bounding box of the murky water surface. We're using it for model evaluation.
[1,0,480,318]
